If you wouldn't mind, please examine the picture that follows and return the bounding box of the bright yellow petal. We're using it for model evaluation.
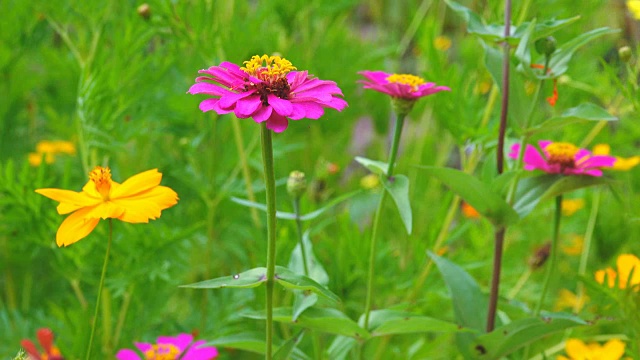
[595,268,617,288]
[56,207,101,246]
[35,188,101,215]
[565,339,589,360]
[592,144,611,156]
[111,185,178,223]
[613,156,640,171]
[81,179,102,199]
[52,140,76,154]
[110,169,162,200]
[601,339,626,360]
[28,153,43,166]
[616,254,640,289]
[628,0,640,19]
[36,140,56,154]
[85,201,126,220]
[556,356,570,360]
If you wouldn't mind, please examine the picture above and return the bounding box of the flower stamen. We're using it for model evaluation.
[545,142,579,169]
[89,166,112,200]
[144,343,181,360]
[241,55,297,82]
[386,74,425,92]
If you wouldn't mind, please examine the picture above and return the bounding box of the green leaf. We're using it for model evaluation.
[417,166,519,226]
[205,331,266,354]
[513,174,613,218]
[180,267,267,289]
[365,309,470,336]
[429,252,486,359]
[381,174,412,234]
[527,103,618,135]
[273,330,306,360]
[355,156,389,175]
[275,266,340,303]
[326,336,357,360]
[548,27,619,76]
[243,307,370,339]
[292,293,318,322]
[231,190,361,222]
[288,230,330,286]
[473,312,588,359]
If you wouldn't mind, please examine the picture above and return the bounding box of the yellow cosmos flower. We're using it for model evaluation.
[592,144,640,171]
[557,338,626,360]
[628,1,640,19]
[554,289,588,312]
[35,166,178,247]
[595,254,640,290]
[434,36,452,51]
[28,140,76,166]
[561,199,585,216]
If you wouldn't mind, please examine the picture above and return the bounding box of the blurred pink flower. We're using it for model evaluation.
[509,140,616,176]
[358,71,450,100]
[188,54,347,133]
[116,333,218,360]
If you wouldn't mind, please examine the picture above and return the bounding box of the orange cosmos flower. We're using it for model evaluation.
[557,338,626,360]
[36,167,178,247]
[595,254,640,290]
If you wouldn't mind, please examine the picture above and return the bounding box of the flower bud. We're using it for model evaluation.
[137,3,151,20]
[535,36,557,57]
[619,46,632,63]
[287,171,307,198]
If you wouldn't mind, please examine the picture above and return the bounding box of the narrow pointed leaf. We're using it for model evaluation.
[288,230,329,286]
[548,27,619,76]
[275,266,340,303]
[527,103,618,135]
[417,166,518,226]
[292,293,318,322]
[243,307,370,339]
[381,174,412,234]
[513,174,613,218]
[365,309,471,336]
[355,156,389,175]
[273,330,306,360]
[180,267,267,289]
[473,312,589,359]
[326,336,357,360]
[230,197,297,219]
[204,332,266,354]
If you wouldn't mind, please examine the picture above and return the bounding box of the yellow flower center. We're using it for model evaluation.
[545,142,579,168]
[386,73,425,91]
[241,54,297,82]
[89,166,112,200]
[143,344,181,360]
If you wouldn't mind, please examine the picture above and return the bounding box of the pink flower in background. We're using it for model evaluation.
[358,71,450,100]
[509,140,616,177]
[116,333,218,360]
[188,54,347,133]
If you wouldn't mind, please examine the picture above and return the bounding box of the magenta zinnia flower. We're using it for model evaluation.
[509,140,616,176]
[358,71,450,100]
[116,333,218,360]
[188,54,347,133]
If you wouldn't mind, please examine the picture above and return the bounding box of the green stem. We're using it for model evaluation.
[86,219,113,360]
[261,124,277,360]
[363,112,407,330]
[292,197,310,277]
[574,190,601,312]
[534,195,562,316]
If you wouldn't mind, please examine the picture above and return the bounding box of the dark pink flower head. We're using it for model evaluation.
[509,140,616,177]
[21,328,64,360]
[116,333,218,360]
[358,71,450,100]
[188,54,347,133]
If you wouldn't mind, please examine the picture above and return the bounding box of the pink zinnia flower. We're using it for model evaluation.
[21,328,64,360]
[188,54,347,133]
[358,71,450,100]
[116,333,218,360]
[509,140,616,176]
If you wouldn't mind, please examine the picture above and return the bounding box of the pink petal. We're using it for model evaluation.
[234,96,262,117]
[266,113,289,132]
[218,91,254,109]
[267,94,293,116]
[199,99,221,112]
[579,155,617,169]
[116,349,142,360]
[157,334,193,351]
[252,105,272,123]
[508,144,521,159]
[523,144,549,171]
[182,340,219,360]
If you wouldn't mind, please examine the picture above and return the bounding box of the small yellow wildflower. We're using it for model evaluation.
[595,254,640,290]
[28,140,76,166]
[554,289,588,312]
[561,199,585,216]
[593,144,640,171]
[561,235,584,256]
[627,1,640,19]
[556,338,626,360]
[434,36,452,51]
